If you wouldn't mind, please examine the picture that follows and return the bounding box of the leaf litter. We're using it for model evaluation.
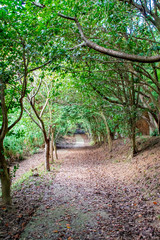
[0,135,160,239]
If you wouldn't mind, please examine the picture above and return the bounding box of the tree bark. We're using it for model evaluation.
[0,77,11,205]
[101,112,112,152]
[53,136,58,160]
[50,129,54,163]
[130,117,138,156]
[0,140,12,205]
[45,139,50,171]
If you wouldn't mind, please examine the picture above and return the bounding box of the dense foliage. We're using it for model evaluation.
[0,0,160,204]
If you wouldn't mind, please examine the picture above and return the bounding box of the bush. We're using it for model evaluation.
[4,135,25,161]
[4,131,44,162]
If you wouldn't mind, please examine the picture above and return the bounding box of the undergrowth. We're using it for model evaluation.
[4,132,44,162]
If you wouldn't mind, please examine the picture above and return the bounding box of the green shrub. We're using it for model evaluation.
[4,135,25,161]
[4,130,44,162]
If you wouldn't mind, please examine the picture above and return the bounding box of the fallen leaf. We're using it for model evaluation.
[22,222,26,228]
[53,230,58,233]
[66,224,71,229]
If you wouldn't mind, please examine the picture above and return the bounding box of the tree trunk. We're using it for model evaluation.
[50,129,54,163]
[101,112,112,152]
[45,139,50,171]
[131,120,138,157]
[53,137,58,160]
[158,111,160,135]
[0,140,12,205]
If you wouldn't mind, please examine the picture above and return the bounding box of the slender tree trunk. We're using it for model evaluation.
[53,137,58,160]
[50,128,54,163]
[0,140,12,205]
[101,112,112,152]
[45,139,50,171]
[130,118,138,156]
[132,126,137,156]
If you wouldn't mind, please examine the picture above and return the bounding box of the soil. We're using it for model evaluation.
[0,134,160,240]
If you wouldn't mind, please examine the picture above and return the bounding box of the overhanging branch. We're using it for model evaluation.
[59,13,160,63]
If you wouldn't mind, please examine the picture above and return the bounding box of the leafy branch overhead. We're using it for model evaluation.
[58,13,160,63]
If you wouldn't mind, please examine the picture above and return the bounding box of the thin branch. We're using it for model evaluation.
[32,2,46,8]
[8,42,28,131]
[58,13,76,21]
[29,59,56,73]
[30,102,48,141]
[68,41,86,51]
[31,78,43,101]
[40,98,49,118]
[24,107,42,129]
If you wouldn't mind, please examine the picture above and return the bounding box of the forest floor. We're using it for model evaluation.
[0,134,160,240]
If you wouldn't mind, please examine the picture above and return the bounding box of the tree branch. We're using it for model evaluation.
[32,1,45,8]
[8,42,28,131]
[59,13,160,63]
[24,107,42,129]
[40,98,49,118]
[31,78,43,101]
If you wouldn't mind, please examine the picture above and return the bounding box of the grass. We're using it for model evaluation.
[11,169,34,191]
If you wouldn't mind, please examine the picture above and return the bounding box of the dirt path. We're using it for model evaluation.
[1,135,160,239]
[11,134,82,183]
[18,137,159,240]
[74,134,85,147]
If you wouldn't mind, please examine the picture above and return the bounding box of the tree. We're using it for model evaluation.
[24,72,61,170]
[0,0,60,205]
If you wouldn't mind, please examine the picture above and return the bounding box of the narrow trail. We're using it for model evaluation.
[74,134,85,147]
[11,134,84,183]
[18,136,160,240]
